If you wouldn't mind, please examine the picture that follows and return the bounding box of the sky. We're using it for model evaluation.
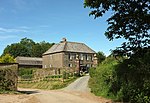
[0,0,124,56]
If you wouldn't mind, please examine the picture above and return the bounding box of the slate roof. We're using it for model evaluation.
[16,56,42,66]
[43,40,96,55]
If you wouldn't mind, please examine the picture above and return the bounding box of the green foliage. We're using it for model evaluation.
[0,65,18,92]
[2,37,54,58]
[97,51,106,64]
[89,49,150,102]
[0,54,15,63]
[18,68,34,79]
[62,71,75,79]
[84,0,150,56]
[89,57,119,99]
[113,49,150,103]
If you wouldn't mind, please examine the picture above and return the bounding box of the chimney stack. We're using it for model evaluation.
[60,38,67,43]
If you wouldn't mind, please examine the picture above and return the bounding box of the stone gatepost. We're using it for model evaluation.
[93,54,98,67]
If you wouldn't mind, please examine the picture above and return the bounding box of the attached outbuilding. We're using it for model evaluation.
[16,56,42,68]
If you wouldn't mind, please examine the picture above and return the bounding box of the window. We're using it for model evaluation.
[68,54,71,60]
[69,53,76,60]
[68,64,73,67]
[86,54,89,60]
[87,64,90,67]
[80,54,84,60]
[87,55,92,61]
[50,64,52,67]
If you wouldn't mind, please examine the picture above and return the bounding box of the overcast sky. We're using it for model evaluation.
[0,0,124,56]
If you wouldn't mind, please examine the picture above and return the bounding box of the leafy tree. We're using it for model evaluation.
[97,51,106,64]
[84,1,150,102]
[31,41,54,57]
[20,37,35,56]
[84,0,150,56]
[40,41,55,55]
[31,43,43,57]
[2,43,30,58]
[0,54,15,63]
[2,38,54,58]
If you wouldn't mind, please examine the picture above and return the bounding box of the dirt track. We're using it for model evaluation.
[0,76,112,103]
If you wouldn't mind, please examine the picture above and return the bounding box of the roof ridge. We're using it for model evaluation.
[66,41,84,44]
[43,40,96,55]
[16,56,42,59]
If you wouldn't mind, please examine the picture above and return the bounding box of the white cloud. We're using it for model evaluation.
[0,27,27,33]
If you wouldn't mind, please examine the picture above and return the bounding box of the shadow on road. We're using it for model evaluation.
[18,90,39,95]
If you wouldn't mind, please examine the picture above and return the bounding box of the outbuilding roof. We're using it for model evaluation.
[16,56,42,66]
[43,38,96,55]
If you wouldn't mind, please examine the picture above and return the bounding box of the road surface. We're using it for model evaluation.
[63,75,91,92]
[0,76,112,103]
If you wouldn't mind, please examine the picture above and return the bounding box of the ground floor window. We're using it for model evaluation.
[68,64,73,67]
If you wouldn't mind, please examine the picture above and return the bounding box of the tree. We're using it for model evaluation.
[2,38,54,58]
[31,41,54,57]
[0,54,15,63]
[31,43,42,57]
[2,43,30,58]
[84,0,150,56]
[84,1,150,102]
[20,37,35,56]
[97,51,106,64]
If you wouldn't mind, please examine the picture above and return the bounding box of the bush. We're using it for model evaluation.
[0,65,18,92]
[89,49,150,103]
[19,68,34,79]
[89,57,119,99]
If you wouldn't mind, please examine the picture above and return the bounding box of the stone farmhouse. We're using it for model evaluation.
[42,38,97,72]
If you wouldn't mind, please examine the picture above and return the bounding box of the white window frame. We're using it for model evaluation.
[80,54,84,60]
[68,64,73,67]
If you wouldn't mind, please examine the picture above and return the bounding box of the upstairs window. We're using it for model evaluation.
[80,54,84,60]
[69,53,76,60]
[86,54,92,61]
[86,54,89,60]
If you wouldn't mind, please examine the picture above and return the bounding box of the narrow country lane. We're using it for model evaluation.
[0,76,112,103]
[63,75,91,92]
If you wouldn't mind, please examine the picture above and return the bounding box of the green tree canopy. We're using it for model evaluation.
[0,54,15,63]
[2,38,54,58]
[97,51,106,64]
[2,43,30,58]
[84,0,150,56]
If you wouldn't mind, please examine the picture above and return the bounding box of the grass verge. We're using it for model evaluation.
[18,77,78,90]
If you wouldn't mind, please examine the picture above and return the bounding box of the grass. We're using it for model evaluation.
[18,77,78,90]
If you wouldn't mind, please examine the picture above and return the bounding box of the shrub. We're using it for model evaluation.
[18,68,34,79]
[89,57,119,99]
[89,49,150,103]
[0,54,15,63]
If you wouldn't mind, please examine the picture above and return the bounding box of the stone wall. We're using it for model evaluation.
[0,63,18,91]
